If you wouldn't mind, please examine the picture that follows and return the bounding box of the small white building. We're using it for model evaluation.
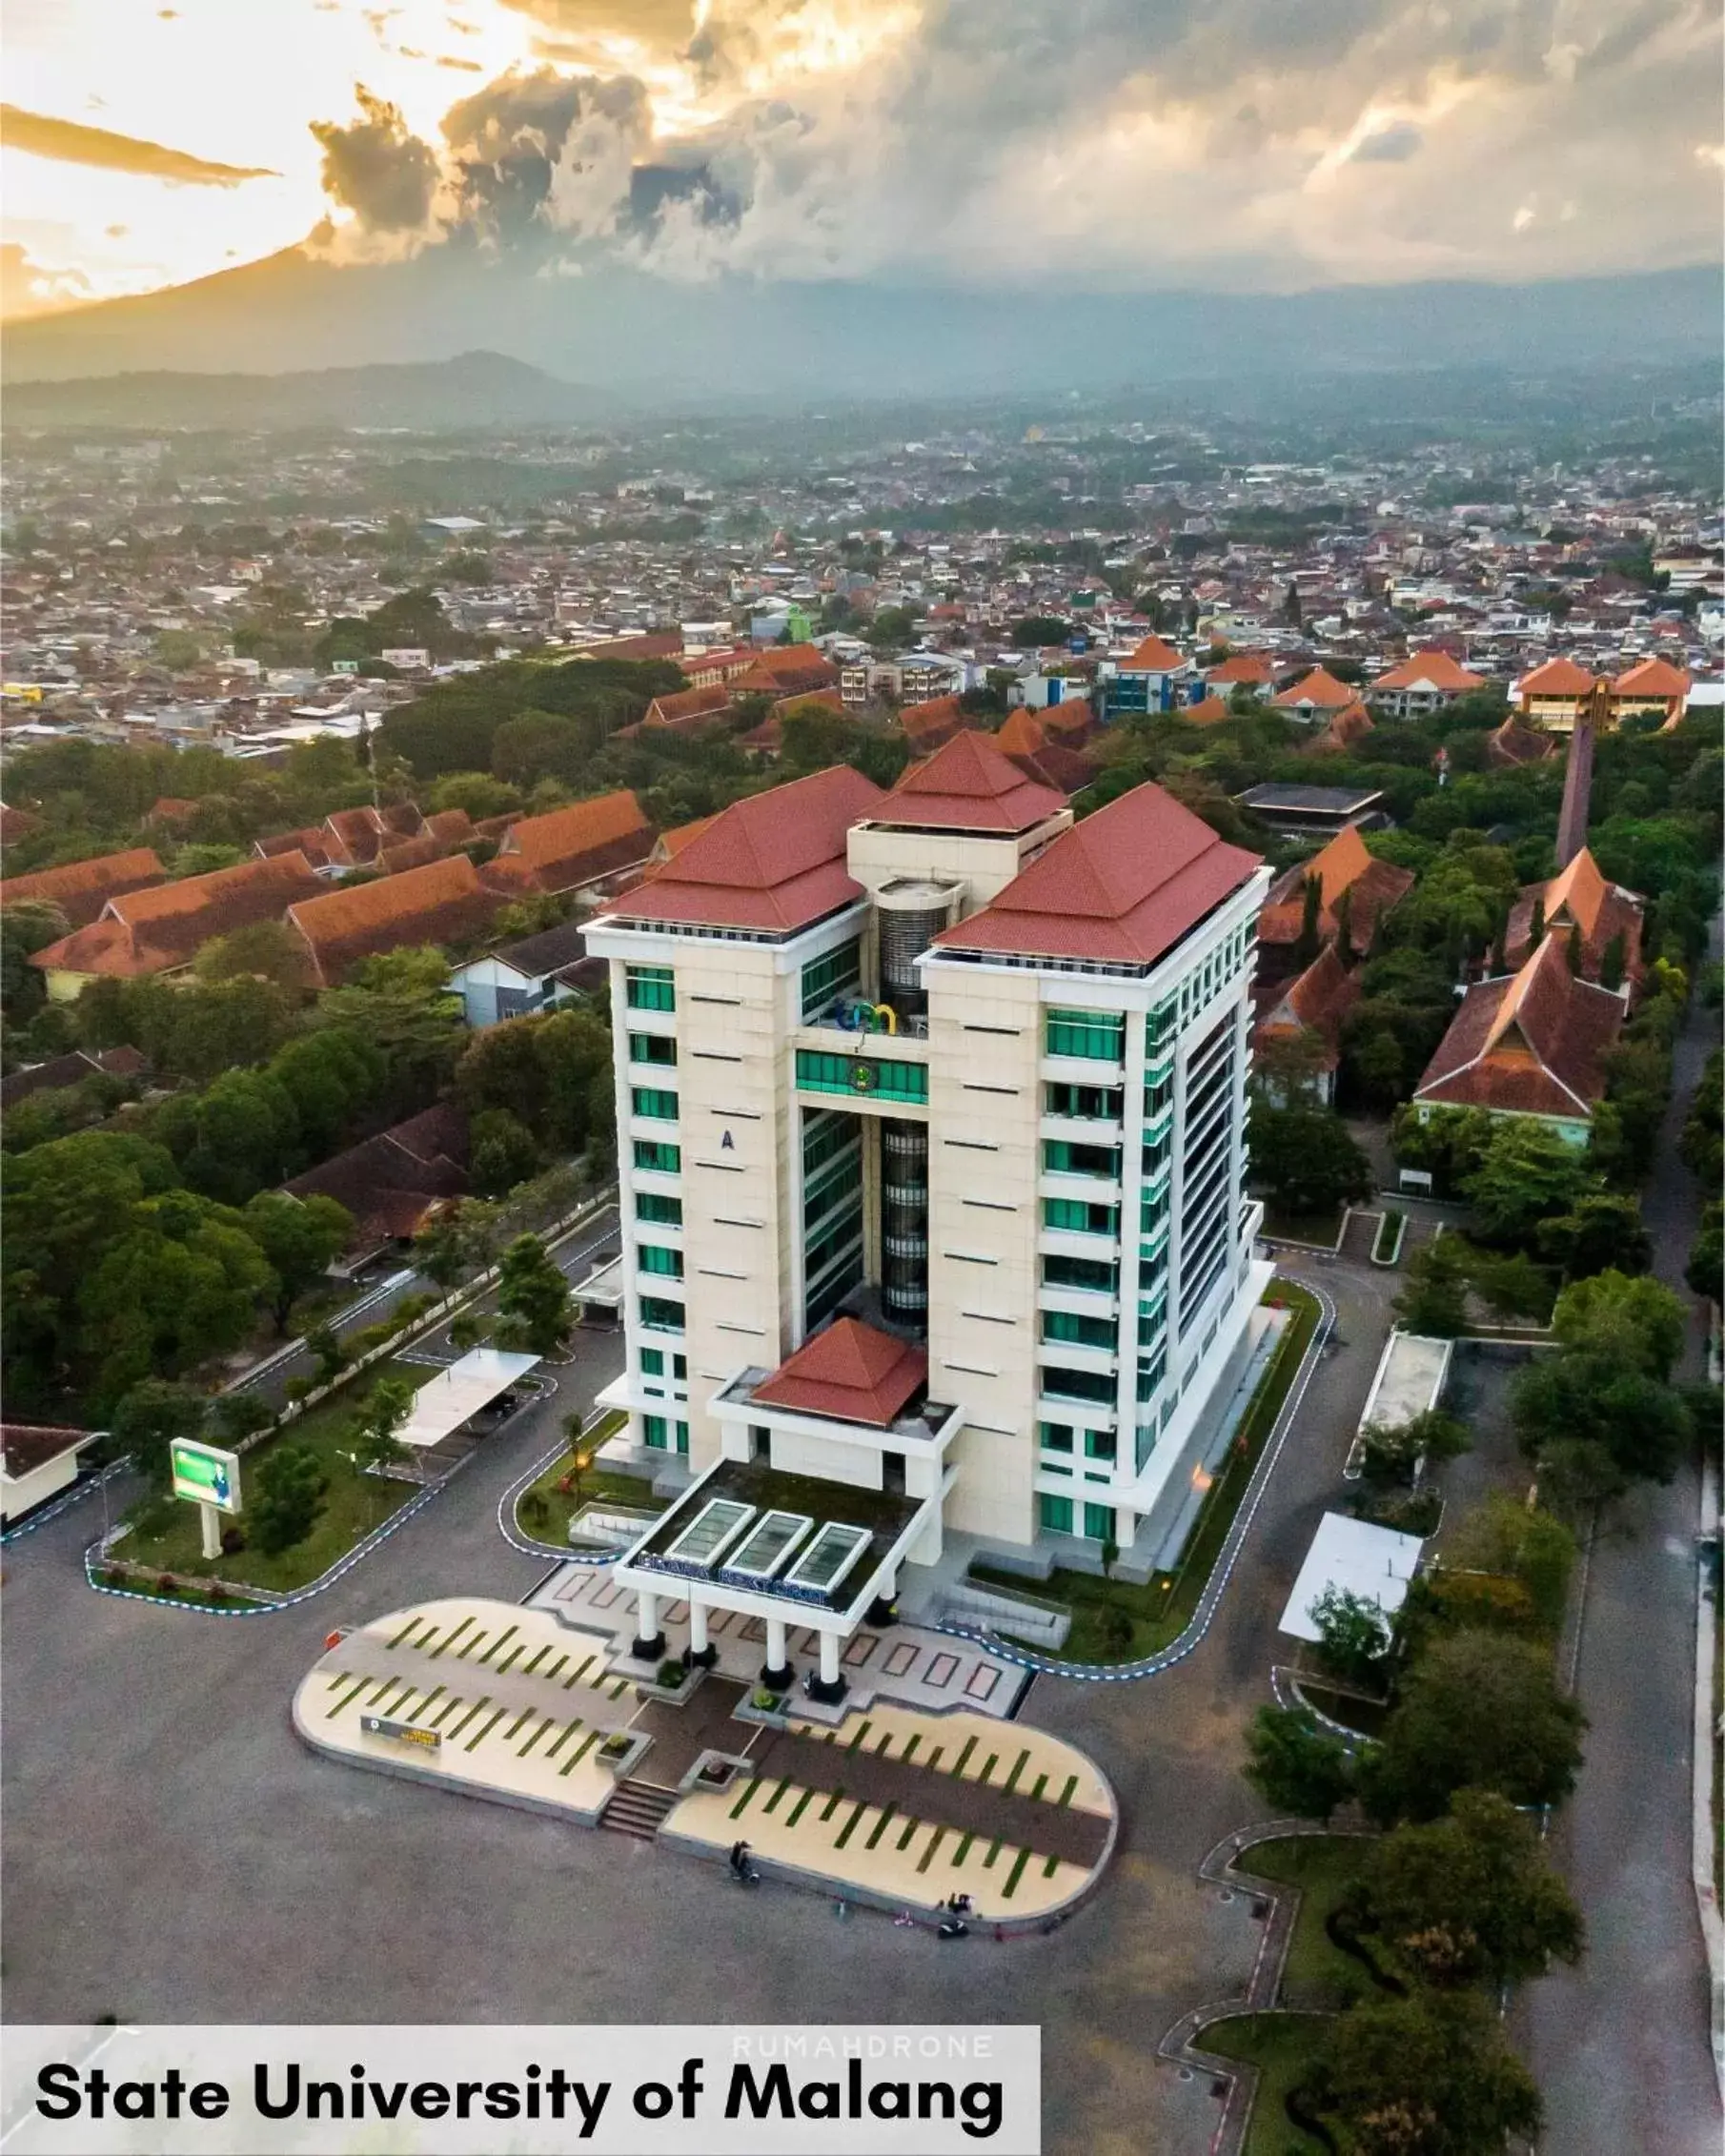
[1,1423,96,1525]
[1278,1511,1426,1642]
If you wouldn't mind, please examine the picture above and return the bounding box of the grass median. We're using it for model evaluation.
[105,1360,423,1595]
[1198,2012,1332,2156]
[513,1410,663,1547]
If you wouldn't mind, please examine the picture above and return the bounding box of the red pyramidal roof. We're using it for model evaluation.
[752,1316,927,1428]
[933,779,1260,968]
[1120,635,1187,672]
[599,763,884,935]
[1273,666,1358,711]
[877,729,1067,833]
[1519,657,1597,696]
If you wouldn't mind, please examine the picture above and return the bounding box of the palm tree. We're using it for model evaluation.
[557,1411,594,1505]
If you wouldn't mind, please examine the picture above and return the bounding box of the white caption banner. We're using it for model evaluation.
[0,2025,1040,2155]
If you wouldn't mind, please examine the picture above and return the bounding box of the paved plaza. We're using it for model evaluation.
[528,1557,1028,1722]
[294,1595,1115,1922]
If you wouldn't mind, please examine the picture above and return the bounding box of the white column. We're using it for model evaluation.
[765,1617,788,1671]
[820,1630,841,1687]
[636,1590,660,1641]
[688,1600,709,1656]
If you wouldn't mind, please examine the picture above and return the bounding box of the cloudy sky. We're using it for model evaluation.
[4,0,1720,316]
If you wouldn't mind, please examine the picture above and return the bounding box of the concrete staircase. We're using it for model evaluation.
[599,1778,679,1841]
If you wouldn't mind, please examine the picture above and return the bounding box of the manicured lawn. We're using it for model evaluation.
[1199,2012,1333,2156]
[1236,1834,1373,2007]
[514,1411,662,1546]
[107,1359,423,1594]
[971,1284,1321,1663]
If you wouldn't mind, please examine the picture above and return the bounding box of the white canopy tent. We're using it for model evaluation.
[1278,1510,1426,1643]
[396,1349,539,1450]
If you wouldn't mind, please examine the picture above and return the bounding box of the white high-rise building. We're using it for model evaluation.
[583,735,1272,1700]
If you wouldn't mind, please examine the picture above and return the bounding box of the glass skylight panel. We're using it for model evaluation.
[784,1521,871,1595]
[664,1498,755,1567]
[724,1511,815,1579]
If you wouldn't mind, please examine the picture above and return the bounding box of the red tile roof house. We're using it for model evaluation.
[895,694,974,755]
[286,854,513,987]
[993,706,1094,792]
[29,851,325,999]
[1411,934,1626,1147]
[488,789,657,898]
[1485,713,1558,768]
[1252,941,1360,1107]
[613,683,734,741]
[1256,825,1415,981]
[1202,652,1279,695]
[1502,846,1645,991]
[0,845,166,928]
[1514,656,1599,735]
[1271,666,1364,724]
[1307,700,1376,755]
[282,1102,469,1271]
[1366,648,1489,720]
[1611,656,1692,728]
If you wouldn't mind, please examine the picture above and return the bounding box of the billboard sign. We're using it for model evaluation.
[169,1438,242,1515]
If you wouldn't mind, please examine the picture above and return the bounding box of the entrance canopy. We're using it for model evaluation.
[397,1348,538,1449]
[1278,1510,1425,1643]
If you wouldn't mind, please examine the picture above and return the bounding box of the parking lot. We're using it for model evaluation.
[1,1262,1393,2156]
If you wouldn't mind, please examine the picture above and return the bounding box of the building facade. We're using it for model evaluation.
[583,742,1272,1696]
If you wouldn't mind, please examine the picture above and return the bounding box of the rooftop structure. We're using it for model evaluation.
[286,853,508,986]
[1233,783,1390,841]
[0,845,166,927]
[1412,933,1627,1143]
[30,849,323,992]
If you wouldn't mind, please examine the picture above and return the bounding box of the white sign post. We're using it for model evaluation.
[168,1438,243,1559]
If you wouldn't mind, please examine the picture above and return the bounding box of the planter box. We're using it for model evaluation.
[595,1730,653,1778]
[680,1749,753,1797]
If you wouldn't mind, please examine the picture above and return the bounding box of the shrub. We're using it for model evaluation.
[158,1574,178,1595]
[657,1658,686,1689]
[220,1525,246,1556]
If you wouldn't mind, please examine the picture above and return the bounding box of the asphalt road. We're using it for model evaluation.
[231,1202,620,1410]
[1520,921,1724,2156]
[0,1257,1401,2156]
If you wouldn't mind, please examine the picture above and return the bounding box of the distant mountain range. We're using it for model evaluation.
[4,351,609,431]
[4,247,1719,414]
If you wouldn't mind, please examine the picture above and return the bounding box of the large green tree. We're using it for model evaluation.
[1363,1629,1586,1824]
[1242,1706,1355,1820]
[1314,1987,1543,2156]
[1351,1789,1584,1989]
[494,1233,572,1356]
[242,1191,354,1331]
[1460,1121,1592,1251]
[1248,1101,1374,1221]
[249,1442,328,1556]
[1551,1268,1686,1381]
